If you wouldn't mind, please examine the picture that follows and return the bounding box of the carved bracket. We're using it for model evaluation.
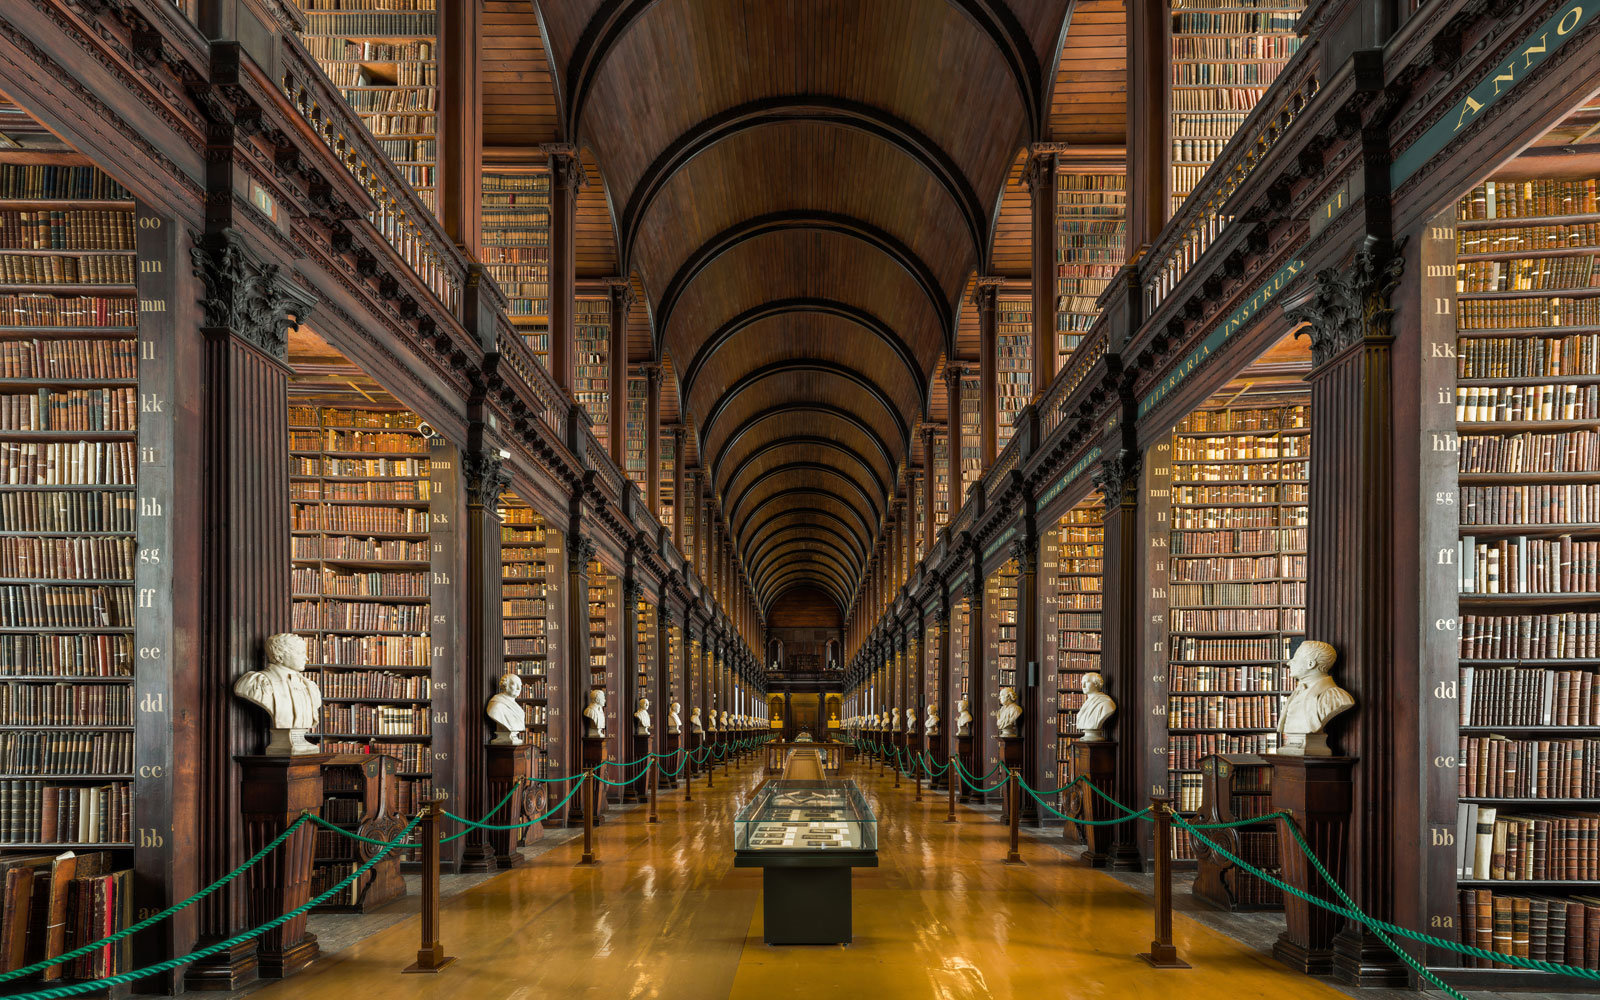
[1285,237,1408,367]
[1091,450,1142,509]
[464,451,512,509]
[189,229,317,360]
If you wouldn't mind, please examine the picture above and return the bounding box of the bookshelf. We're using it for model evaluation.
[658,427,675,530]
[933,428,951,528]
[500,493,552,777]
[635,596,656,736]
[1161,397,1311,861]
[923,606,940,732]
[1167,0,1305,217]
[1429,174,1600,973]
[1055,168,1126,364]
[983,559,1020,775]
[587,561,618,767]
[1043,494,1105,794]
[296,0,438,213]
[996,297,1032,452]
[1192,754,1282,910]
[574,298,609,445]
[913,469,927,563]
[481,170,550,362]
[665,618,682,726]
[624,374,647,492]
[288,383,458,862]
[960,375,981,498]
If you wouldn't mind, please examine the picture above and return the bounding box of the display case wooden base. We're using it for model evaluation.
[487,742,541,868]
[1269,754,1353,975]
[957,733,978,802]
[569,735,609,826]
[662,731,681,787]
[998,735,1027,825]
[626,733,651,802]
[238,754,330,978]
[1066,740,1118,866]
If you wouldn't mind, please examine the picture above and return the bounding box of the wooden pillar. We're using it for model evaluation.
[646,366,663,513]
[975,279,1000,470]
[944,364,967,506]
[922,426,938,548]
[438,0,481,254]
[566,533,596,788]
[458,451,511,872]
[1283,239,1409,987]
[606,279,634,466]
[1012,532,1041,825]
[1126,0,1168,243]
[1094,449,1145,870]
[671,427,686,551]
[186,228,315,991]
[542,144,581,393]
[1024,146,1060,395]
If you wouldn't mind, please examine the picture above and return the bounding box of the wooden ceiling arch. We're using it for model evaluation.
[737,490,874,560]
[700,360,911,456]
[746,517,867,577]
[762,566,852,613]
[712,404,896,501]
[727,462,881,537]
[743,508,869,568]
[752,542,858,593]
[719,436,890,514]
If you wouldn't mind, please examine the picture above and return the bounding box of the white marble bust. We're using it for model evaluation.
[995,687,1022,738]
[905,707,917,735]
[891,708,902,732]
[486,673,526,745]
[956,697,973,737]
[583,689,606,738]
[690,707,704,734]
[234,633,323,755]
[1276,640,1355,756]
[925,706,940,736]
[706,708,718,733]
[667,701,682,734]
[720,710,731,731]
[633,697,652,737]
[1077,673,1116,741]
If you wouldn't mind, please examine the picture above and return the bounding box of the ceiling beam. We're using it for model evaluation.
[719,435,889,516]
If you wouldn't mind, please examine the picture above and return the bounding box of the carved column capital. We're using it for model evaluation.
[571,532,598,569]
[463,450,512,509]
[1284,237,1407,368]
[943,363,968,392]
[642,362,665,389]
[1092,449,1142,508]
[969,277,1004,311]
[540,143,587,190]
[189,228,316,361]
[604,276,637,316]
[1008,534,1037,574]
[1022,144,1066,196]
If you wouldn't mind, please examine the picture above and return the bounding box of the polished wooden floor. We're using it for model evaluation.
[254,754,1348,1000]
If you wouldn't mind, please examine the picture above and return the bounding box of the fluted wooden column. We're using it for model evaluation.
[975,279,1000,469]
[566,532,596,801]
[606,278,634,465]
[646,365,663,513]
[459,452,510,872]
[671,428,686,551]
[542,144,581,393]
[438,0,480,254]
[945,365,967,507]
[1025,146,1061,396]
[922,426,938,549]
[1093,450,1144,870]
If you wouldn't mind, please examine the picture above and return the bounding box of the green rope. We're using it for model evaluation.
[953,758,1007,782]
[954,766,1009,794]
[442,774,588,835]
[0,813,315,984]
[1020,783,1151,826]
[5,810,424,1000]
[592,768,650,788]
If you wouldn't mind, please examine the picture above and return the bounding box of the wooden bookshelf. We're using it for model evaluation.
[624,374,647,492]
[635,596,656,734]
[996,297,1032,453]
[658,426,675,530]
[296,0,438,213]
[1167,0,1305,217]
[982,559,1020,777]
[500,493,552,777]
[1055,167,1126,365]
[932,428,951,528]
[481,169,551,359]
[913,469,926,562]
[574,298,609,445]
[960,374,981,498]
[1044,494,1104,794]
[587,562,618,770]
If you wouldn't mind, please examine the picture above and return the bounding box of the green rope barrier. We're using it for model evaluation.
[4,810,424,1000]
[592,768,650,788]
[0,813,315,984]
[954,766,1009,794]
[1019,783,1151,826]
[442,774,588,835]
[953,758,1007,782]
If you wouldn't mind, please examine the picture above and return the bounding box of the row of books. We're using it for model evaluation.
[1458,430,1600,474]
[1173,438,1308,461]
[1457,296,1600,330]
[0,296,133,328]
[0,166,128,202]
[288,430,425,454]
[1171,635,1290,661]
[290,480,429,502]
[318,740,426,772]
[1170,11,1299,32]
[292,600,429,632]
[314,634,429,666]
[1168,695,1281,730]
[340,88,436,113]
[1458,178,1600,221]
[0,441,134,485]
[293,535,427,561]
[1171,607,1303,632]
[1169,581,1303,606]
[1459,484,1600,526]
[0,683,129,725]
[0,851,132,978]
[1456,334,1600,378]
[318,704,428,736]
[1171,63,1284,86]
[1176,459,1310,481]
[290,407,420,429]
[1173,505,1306,529]
[1178,406,1311,431]
[1169,553,1304,581]
[0,780,130,844]
[0,211,134,251]
[0,255,132,286]
[504,620,544,639]
[0,338,136,380]
[1456,383,1600,422]
[1459,255,1600,293]
[1464,532,1600,594]
[301,11,437,34]
[1462,665,1600,726]
[298,37,433,62]
[310,670,429,700]
[315,62,433,88]
[290,569,428,598]
[1456,889,1600,968]
[1459,223,1600,256]
[291,505,430,533]
[1170,527,1305,554]
[1459,614,1600,659]
[1168,732,1280,771]
[1459,736,1600,799]
[0,536,132,580]
[1170,664,1290,692]
[1171,34,1297,59]
[0,731,131,775]
[0,585,131,628]
[0,389,136,432]
[294,457,430,478]
[0,635,130,676]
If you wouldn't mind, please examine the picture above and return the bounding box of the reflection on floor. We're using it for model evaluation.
[217,751,1405,1000]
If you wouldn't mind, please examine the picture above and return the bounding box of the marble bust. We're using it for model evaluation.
[891,707,902,732]
[667,701,682,734]
[1276,640,1355,756]
[905,708,917,735]
[233,633,323,755]
[924,706,940,736]
[633,697,651,737]
[995,687,1022,738]
[720,710,731,731]
[955,697,973,737]
[583,689,606,738]
[690,707,704,734]
[1077,673,1116,741]
[880,711,890,731]
[486,673,526,745]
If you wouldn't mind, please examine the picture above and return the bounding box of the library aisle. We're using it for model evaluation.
[244,765,1346,1000]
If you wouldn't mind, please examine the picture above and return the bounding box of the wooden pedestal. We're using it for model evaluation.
[626,733,651,802]
[997,736,1025,824]
[487,742,542,867]
[662,731,680,787]
[956,733,977,801]
[925,731,947,788]
[1066,740,1118,866]
[314,754,405,912]
[1269,754,1354,975]
[688,731,704,773]
[905,732,924,772]
[569,735,609,826]
[237,754,329,979]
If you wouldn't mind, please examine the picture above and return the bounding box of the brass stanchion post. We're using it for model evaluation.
[946,755,957,822]
[402,802,455,973]
[1004,769,1025,865]
[915,754,923,802]
[648,756,659,824]
[893,750,901,788]
[577,771,599,866]
[1138,796,1190,968]
[684,748,694,802]
[706,747,715,788]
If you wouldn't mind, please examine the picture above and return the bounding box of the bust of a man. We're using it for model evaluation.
[905,707,917,735]
[925,706,940,736]
[956,697,973,736]
[486,673,525,745]
[667,701,682,734]
[1077,673,1116,741]
[880,711,891,731]
[583,689,606,738]
[891,707,902,732]
[995,687,1022,738]
[1276,640,1355,755]
[633,697,652,736]
[234,633,323,755]
[690,707,704,734]
[720,710,731,731]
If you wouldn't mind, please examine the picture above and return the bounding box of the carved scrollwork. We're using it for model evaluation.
[571,533,598,568]
[1092,450,1142,509]
[1285,237,1408,367]
[1008,535,1036,573]
[189,229,317,360]
[464,451,512,509]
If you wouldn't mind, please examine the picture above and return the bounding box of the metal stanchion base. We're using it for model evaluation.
[402,955,457,975]
[1137,947,1190,970]
[1003,854,1026,866]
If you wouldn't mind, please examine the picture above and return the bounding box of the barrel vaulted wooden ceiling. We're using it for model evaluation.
[501,0,1123,616]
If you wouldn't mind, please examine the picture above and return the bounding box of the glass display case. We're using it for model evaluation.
[733,780,877,853]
